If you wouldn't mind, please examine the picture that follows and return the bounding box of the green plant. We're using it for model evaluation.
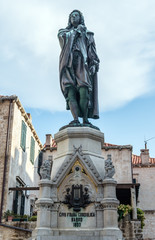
[137,208,145,229]
[29,215,37,221]
[118,204,132,221]
[3,210,14,220]
[13,213,20,218]
[22,214,29,219]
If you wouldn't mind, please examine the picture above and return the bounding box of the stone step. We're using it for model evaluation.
[11,234,19,237]
[11,237,24,240]
[10,234,24,240]
[28,236,121,240]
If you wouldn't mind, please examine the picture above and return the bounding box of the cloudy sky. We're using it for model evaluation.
[1,0,155,156]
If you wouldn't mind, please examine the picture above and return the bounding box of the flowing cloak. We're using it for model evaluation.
[58,27,100,119]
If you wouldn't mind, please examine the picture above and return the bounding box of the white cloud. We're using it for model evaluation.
[0,0,155,112]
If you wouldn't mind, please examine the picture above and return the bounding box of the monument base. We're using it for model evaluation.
[30,127,123,240]
[31,228,122,240]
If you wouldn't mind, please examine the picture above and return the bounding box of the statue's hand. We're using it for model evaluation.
[89,65,96,76]
[77,24,86,33]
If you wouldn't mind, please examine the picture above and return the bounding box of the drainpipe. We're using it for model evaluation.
[130,146,134,183]
[0,99,13,222]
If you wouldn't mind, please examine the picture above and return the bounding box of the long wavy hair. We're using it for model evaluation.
[67,10,86,29]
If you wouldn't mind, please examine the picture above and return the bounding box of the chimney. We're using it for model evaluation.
[140,148,150,164]
[46,134,52,147]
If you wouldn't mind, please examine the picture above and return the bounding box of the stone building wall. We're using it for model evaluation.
[0,222,36,240]
[133,166,155,239]
[0,99,14,213]
[142,211,155,240]
[42,139,133,185]
[7,100,42,213]
[102,146,133,183]
[133,167,155,210]
[119,218,143,240]
[0,96,42,217]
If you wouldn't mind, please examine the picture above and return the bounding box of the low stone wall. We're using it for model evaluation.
[119,218,143,240]
[0,221,36,240]
[0,219,144,240]
[142,211,155,240]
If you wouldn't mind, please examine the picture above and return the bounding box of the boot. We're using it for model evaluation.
[69,101,80,125]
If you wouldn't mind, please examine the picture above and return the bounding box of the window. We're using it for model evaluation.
[30,136,35,164]
[20,120,27,151]
[13,177,26,215]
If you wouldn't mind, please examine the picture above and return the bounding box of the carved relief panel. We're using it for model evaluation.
[58,160,97,228]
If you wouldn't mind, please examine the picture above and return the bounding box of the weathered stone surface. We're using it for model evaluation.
[133,166,155,239]
[119,219,143,240]
[54,127,104,155]
[102,147,133,183]
[0,222,35,240]
[32,127,123,240]
[0,97,42,240]
[40,157,53,180]
[104,154,115,179]
[53,127,105,180]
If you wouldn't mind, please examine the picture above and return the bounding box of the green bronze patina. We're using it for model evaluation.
[58,10,100,128]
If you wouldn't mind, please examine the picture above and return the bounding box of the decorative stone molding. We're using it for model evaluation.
[102,199,119,209]
[50,203,61,211]
[95,202,104,210]
[55,127,104,144]
[37,204,53,211]
[36,198,54,211]
[58,161,97,206]
[52,145,103,186]
[40,156,53,180]
[104,154,115,179]
[102,178,117,186]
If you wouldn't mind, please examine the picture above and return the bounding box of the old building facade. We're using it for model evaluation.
[0,95,42,220]
[133,148,155,239]
[42,136,154,239]
[0,95,154,239]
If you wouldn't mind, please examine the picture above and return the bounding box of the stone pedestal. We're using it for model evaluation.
[31,127,123,240]
[32,180,53,238]
[101,178,122,239]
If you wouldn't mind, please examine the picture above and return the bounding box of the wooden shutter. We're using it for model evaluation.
[30,136,35,164]
[20,193,25,216]
[13,190,18,214]
[20,120,27,151]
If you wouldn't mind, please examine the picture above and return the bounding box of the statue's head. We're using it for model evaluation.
[67,10,85,29]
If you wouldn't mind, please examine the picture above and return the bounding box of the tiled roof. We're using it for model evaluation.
[50,141,133,150]
[44,139,155,164]
[132,154,155,165]
[104,143,118,147]
[149,157,155,164]
[132,154,142,164]
[52,139,57,148]
[43,138,57,149]
[103,142,132,150]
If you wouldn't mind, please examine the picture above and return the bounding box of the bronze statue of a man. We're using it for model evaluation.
[58,10,99,126]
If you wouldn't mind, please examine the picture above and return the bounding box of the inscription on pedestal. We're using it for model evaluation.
[59,212,95,228]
